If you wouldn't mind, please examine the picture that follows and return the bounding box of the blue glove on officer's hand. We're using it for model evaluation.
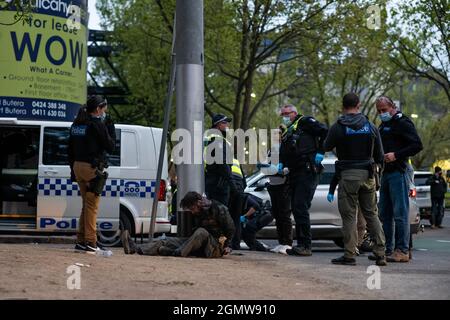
[327,193,334,203]
[240,216,248,224]
[315,153,324,165]
[277,163,284,174]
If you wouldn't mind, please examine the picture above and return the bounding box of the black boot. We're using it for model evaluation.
[331,256,356,265]
[121,230,137,255]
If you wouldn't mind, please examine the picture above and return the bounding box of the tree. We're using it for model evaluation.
[389,0,450,103]
[94,0,175,126]
[283,1,401,127]
[0,0,33,26]
[205,0,341,129]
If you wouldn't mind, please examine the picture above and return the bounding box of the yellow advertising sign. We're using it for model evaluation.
[0,0,88,121]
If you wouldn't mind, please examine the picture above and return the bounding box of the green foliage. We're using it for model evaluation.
[92,0,449,167]
[0,0,34,25]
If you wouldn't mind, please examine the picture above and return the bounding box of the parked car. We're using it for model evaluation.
[414,171,433,221]
[245,157,421,247]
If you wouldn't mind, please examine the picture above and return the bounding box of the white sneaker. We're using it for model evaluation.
[278,245,292,255]
[270,245,282,253]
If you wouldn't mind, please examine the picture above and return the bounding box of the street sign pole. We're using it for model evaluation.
[175,0,205,237]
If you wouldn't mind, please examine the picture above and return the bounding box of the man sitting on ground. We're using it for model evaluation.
[122,191,235,258]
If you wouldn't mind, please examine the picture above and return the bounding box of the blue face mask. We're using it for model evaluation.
[379,112,392,122]
[282,116,291,126]
[100,112,106,122]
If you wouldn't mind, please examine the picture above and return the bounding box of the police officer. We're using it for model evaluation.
[426,166,448,229]
[261,126,293,254]
[279,104,328,256]
[376,96,423,263]
[229,158,246,249]
[68,95,116,254]
[204,113,233,206]
[324,93,387,266]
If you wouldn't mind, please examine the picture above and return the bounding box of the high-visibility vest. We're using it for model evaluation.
[231,158,243,177]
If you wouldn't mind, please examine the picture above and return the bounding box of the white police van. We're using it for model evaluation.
[0,118,171,246]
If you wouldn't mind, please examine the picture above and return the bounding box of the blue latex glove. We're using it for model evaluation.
[240,216,248,224]
[277,163,284,174]
[315,153,324,165]
[327,193,334,202]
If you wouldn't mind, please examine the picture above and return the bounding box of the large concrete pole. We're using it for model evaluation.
[175,0,204,236]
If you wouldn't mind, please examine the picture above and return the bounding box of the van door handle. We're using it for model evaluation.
[44,170,58,174]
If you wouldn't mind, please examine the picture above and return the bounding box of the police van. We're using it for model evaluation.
[0,118,171,246]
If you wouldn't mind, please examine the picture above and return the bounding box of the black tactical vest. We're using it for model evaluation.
[336,121,373,161]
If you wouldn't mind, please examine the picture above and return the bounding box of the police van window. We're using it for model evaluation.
[121,131,138,167]
[43,127,121,166]
[107,129,121,167]
[0,127,40,170]
[43,127,70,165]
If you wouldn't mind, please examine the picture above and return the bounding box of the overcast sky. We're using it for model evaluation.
[88,0,101,30]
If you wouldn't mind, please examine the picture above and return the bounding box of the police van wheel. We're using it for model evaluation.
[98,211,133,247]
[333,238,345,248]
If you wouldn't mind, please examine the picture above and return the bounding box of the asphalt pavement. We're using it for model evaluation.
[249,211,450,299]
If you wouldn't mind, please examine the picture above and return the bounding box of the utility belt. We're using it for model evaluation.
[91,158,108,171]
[291,154,323,175]
[336,159,381,190]
[384,160,407,173]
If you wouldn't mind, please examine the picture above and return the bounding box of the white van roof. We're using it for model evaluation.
[0,118,156,131]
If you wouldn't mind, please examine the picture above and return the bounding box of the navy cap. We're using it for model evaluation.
[211,113,232,127]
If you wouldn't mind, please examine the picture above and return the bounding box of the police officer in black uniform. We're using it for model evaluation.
[204,114,233,206]
[376,96,422,263]
[68,95,116,254]
[279,104,328,256]
[324,93,387,266]
[229,158,246,249]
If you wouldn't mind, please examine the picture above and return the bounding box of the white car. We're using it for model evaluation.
[245,157,421,247]
[0,118,171,246]
[413,171,433,221]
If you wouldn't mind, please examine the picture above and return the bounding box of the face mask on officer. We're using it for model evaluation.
[376,97,396,123]
[282,116,291,126]
[280,106,297,126]
[379,112,392,122]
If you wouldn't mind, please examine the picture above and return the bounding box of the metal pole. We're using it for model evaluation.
[148,17,177,240]
[175,0,204,237]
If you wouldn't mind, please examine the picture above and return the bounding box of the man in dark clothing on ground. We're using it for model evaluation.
[376,96,423,263]
[426,166,448,229]
[279,104,328,257]
[122,192,235,258]
[324,93,387,266]
[239,193,273,251]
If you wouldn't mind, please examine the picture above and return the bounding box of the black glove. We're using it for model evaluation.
[104,114,116,139]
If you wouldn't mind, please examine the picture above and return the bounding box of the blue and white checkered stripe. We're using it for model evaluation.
[38,178,156,198]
